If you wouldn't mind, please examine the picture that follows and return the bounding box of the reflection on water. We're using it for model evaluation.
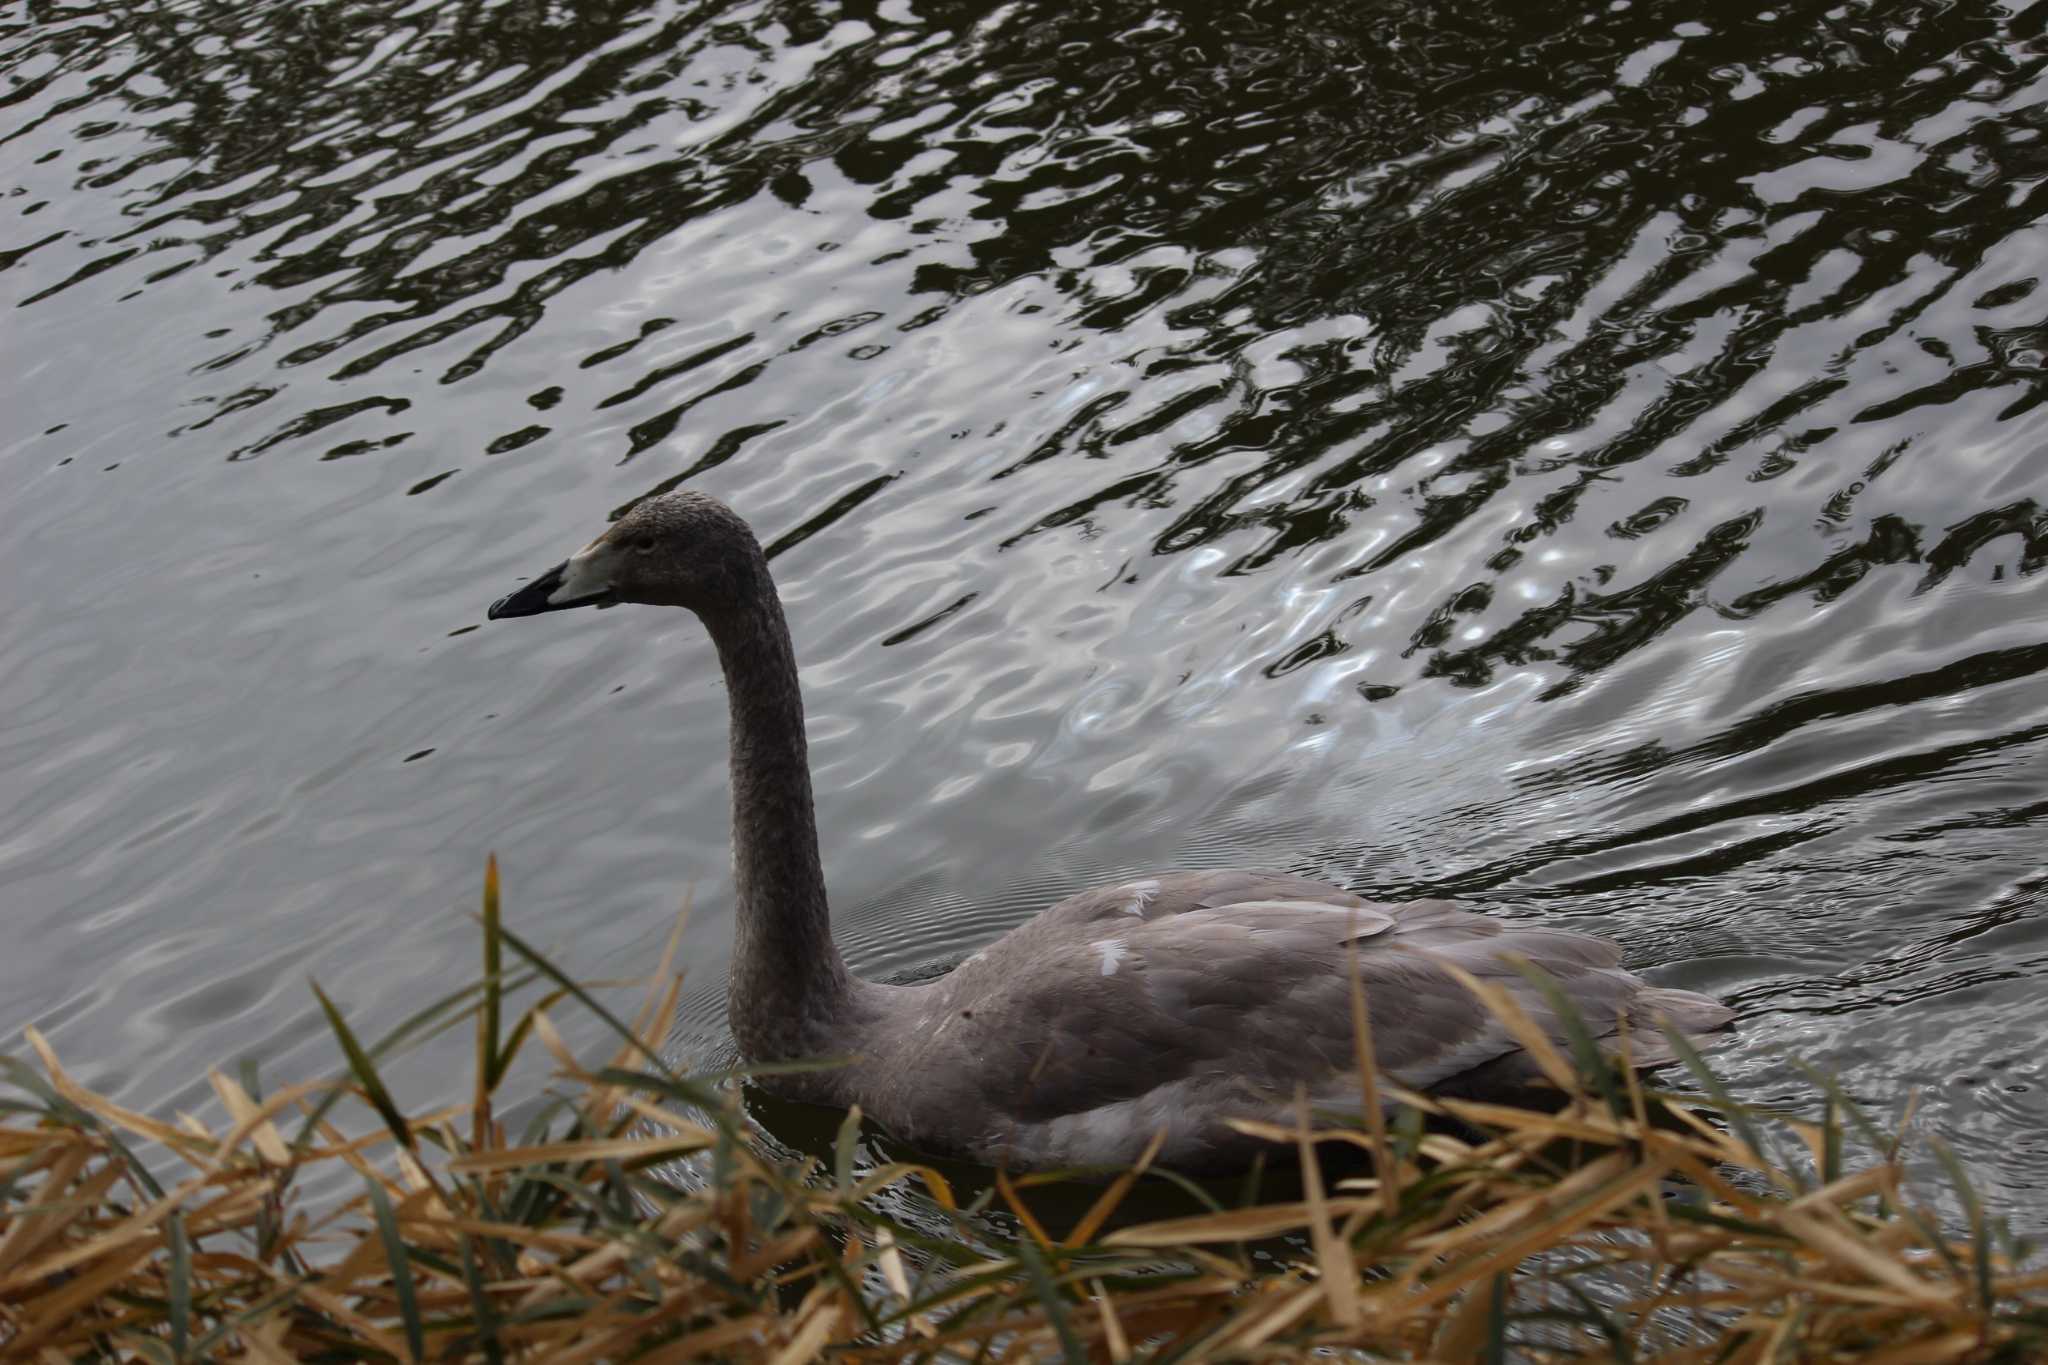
[3,0,2046,1219]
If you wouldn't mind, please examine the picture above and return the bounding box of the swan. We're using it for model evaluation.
[487,490,1732,1172]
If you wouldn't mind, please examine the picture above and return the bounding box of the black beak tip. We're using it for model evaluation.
[486,561,569,620]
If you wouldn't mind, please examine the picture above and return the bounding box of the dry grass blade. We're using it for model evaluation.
[995,1167,1055,1252]
[1345,950,1399,1205]
[1295,1085,1361,1327]
[477,852,504,1134]
[1425,957,1578,1094]
[1104,1198,1386,1247]
[2,862,2042,1362]
[1063,1126,1165,1249]
[208,1069,292,1167]
[447,1133,717,1174]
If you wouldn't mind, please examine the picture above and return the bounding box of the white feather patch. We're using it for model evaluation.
[548,542,613,605]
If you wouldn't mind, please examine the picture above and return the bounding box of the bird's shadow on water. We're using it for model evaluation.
[739,1082,1278,1234]
[730,1081,1374,1312]
[736,1077,1728,1247]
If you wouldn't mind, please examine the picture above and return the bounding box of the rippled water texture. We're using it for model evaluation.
[5,0,2048,1217]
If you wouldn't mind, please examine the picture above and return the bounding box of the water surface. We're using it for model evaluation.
[4,0,2047,1221]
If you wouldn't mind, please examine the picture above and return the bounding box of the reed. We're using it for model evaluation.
[3,859,2042,1362]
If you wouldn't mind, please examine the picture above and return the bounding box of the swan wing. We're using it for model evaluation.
[945,896,1728,1169]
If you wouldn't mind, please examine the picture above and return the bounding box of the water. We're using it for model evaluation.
[4,0,2046,1223]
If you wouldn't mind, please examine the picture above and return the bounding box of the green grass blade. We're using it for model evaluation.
[1823,1092,1842,1185]
[292,983,479,1149]
[1658,1021,1771,1172]
[185,1286,303,1361]
[494,921,681,1081]
[1133,1163,1226,1215]
[367,1173,426,1363]
[1505,957,1629,1120]
[1236,1148,1266,1216]
[1784,1055,1892,1154]
[166,1209,191,1361]
[291,968,541,1152]
[460,1233,506,1365]
[1012,1235,1085,1363]
[1929,1136,1992,1311]
[1484,1271,1508,1365]
[312,981,412,1149]
[1550,1277,1634,1365]
[586,1065,733,1115]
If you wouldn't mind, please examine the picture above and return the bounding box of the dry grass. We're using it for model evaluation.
[3,859,2043,1362]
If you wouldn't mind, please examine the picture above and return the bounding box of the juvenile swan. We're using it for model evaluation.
[488,491,1732,1172]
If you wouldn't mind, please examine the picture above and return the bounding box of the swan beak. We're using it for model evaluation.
[488,548,616,618]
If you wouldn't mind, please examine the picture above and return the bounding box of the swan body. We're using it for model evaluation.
[488,491,1732,1173]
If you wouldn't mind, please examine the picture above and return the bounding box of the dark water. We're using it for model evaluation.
[5,0,2047,1221]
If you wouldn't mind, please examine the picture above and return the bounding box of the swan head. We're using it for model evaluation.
[487,490,766,620]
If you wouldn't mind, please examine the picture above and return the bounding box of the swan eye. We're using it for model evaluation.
[631,534,656,553]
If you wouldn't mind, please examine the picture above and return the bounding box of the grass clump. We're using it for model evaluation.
[2,859,2044,1362]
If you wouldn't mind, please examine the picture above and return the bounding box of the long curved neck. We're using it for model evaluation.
[703,584,854,1067]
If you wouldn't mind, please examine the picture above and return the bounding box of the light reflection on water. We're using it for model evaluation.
[2,0,2046,1223]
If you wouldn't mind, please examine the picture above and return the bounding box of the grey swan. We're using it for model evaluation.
[487,491,1732,1173]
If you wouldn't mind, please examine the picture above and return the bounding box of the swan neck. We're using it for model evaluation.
[704,588,850,1065]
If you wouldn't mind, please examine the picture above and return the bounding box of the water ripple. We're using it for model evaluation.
[3,0,2046,1223]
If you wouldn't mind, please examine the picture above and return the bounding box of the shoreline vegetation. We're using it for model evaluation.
[3,862,2043,1362]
